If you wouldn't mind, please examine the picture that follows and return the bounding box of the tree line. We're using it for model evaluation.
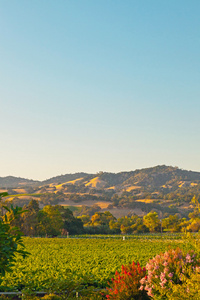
[2,196,200,236]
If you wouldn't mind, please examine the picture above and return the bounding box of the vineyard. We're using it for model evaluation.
[0,235,194,293]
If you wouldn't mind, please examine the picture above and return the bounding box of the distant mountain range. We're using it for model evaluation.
[1,165,200,218]
[1,165,200,188]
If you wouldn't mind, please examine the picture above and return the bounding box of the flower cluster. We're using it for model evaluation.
[106,261,148,299]
[139,248,200,299]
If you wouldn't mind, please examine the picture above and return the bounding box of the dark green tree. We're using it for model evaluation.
[56,206,84,235]
[21,200,40,236]
[0,205,29,281]
[37,205,63,236]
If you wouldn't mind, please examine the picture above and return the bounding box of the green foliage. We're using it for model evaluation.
[40,193,65,206]
[0,192,9,198]
[56,206,84,235]
[41,294,62,300]
[36,207,63,237]
[143,212,160,232]
[0,205,29,282]
[167,269,200,299]
[0,192,9,215]
[0,235,193,292]
[91,212,116,227]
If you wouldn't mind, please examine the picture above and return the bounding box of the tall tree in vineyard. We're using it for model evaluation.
[21,200,40,236]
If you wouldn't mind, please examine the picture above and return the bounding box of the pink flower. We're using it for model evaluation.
[146,263,151,270]
[164,267,169,273]
[186,254,192,263]
[140,277,146,285]
[160,272,165,280]
[160,282,165,288]
[147,287,153,297]
[161,278,167,284]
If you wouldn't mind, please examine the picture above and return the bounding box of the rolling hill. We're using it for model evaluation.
[1,165,200,218]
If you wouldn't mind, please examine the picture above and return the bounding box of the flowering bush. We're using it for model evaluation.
[167,266,200,299]
[106,261,149,300]
[139,248,200,299]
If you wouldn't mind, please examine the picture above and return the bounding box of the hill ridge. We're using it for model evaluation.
[1,165,200,188]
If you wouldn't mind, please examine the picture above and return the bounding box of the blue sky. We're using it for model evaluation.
[0,0,200,180]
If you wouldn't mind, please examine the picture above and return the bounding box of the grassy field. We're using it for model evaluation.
[0,234,194,292]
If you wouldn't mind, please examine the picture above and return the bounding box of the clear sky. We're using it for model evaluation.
[0,0,200,180]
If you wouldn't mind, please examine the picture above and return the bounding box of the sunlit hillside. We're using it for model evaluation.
[1,165,200,218]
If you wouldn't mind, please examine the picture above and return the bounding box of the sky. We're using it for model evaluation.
[0,0,200,180]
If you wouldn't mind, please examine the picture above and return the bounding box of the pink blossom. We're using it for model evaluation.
[161,278,167,284]
[164,267,169,273]
[147,287,153,297]
[160,272,165,280]
[140,277,146,285]
[146,263,151,270]
[160,282,165,288]
[186,254,192,263]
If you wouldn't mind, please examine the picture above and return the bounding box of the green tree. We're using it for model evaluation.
[162,214,180,232]
[0,192,8,215]
[191,195,200,212]
[143,212,160,232]
[0,205,29,281]
[21,200,40,236]
[91,211,115,226]
[77,214,90,225]
[36,210,51,236]
[42,205,63,236]
[109,219,121,233]
[36,205,63,236]
[56,206,84,235]
[187,219,200,232]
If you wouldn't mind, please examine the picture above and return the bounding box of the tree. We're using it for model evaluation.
[39,205,63,236]
[189,196,200,219]
[77,214,90,225]
[109,219,121,233]
[91,211,115,227]
[36,210,52,236]
[56,206,84,235]
[143,212,160,232]
[0,205,29,281]
[21,200,40,236]
[162,214,180,232]
[187,219,200,232]
[0,192,8,215]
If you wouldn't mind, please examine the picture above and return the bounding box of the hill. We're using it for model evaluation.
[2,165,200,189]
[0,176,40,188]
[1,165,200,218]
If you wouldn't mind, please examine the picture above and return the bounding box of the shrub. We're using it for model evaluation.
[166,267,200,299]
[139,248,200,299]
[0,205,29,282]
[106,261,149,300]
